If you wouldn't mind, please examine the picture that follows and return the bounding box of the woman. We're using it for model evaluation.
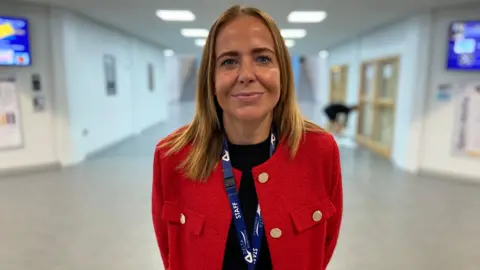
[152,5,343,270]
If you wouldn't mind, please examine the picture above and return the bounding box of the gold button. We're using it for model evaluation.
[312,210,323,222]
[270,228,282,238]
[180,213,186,224]
[258,172,269,184]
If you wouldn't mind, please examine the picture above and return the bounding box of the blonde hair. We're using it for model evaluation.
[160,5,322,181]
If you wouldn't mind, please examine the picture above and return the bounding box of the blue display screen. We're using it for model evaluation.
[0,16,31,66]
[447,21,480,71]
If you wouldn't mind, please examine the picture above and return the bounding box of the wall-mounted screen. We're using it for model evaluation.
[0,16,31,66]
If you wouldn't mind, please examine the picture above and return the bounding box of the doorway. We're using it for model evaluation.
[356,56,399,158]
[329,65,348,103]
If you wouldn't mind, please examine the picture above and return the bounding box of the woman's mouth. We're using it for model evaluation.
[232,92,264,101]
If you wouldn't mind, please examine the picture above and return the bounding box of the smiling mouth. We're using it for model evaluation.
[232,92,264,97]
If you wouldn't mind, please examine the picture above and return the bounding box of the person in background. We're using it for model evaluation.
[151,5,343,270]
[324,103,358,135]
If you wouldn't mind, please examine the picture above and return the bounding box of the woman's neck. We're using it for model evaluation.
[223,113,272,145]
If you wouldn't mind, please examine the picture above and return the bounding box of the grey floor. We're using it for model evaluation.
[1,102,480,270]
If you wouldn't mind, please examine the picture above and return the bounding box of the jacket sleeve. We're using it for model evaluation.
[152,147,169,269]
[323,136,344,268]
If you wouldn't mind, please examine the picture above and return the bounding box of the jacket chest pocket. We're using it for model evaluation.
[289,198,336,234]
[162,201,213,270]
[162,201,206,236]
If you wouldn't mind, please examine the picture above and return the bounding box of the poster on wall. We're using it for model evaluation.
[436,83,455,102]
[452,81,480,157]
[0,75,23,150]
[103,54,117,96]
[33,96,46,112]
[148,63,155,92]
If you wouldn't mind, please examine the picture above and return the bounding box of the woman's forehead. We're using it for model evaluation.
[214,16,275,56]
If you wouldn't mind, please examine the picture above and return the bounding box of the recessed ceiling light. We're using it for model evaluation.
[319,50,329,58]
[181,28,209,38]
[284,39,295,48]
[164,49,175,56]
[287,11,327,23]
[280,29,307,39]
[156,10,195,21]
[195,38,206,47]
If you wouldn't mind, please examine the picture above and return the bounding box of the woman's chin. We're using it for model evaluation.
[232,107,268,121]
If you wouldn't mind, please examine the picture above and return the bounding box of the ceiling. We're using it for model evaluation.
[18,0,480,55]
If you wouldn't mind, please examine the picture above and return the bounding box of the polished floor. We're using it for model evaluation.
[1,102,480,270]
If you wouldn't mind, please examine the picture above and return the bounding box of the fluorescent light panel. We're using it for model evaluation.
[181,28,209,38]
[288,11,327,23]
[164,49,175,56]
[280,29,307,39]
[284,39,295,48]
[195,38,206,47]
[156,10,195,21]
[319,50,329,58]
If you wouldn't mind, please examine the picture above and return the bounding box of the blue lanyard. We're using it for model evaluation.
[221,128,277,270]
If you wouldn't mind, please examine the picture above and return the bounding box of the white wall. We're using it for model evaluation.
[308,55,333,127]
[0,3,176,171]
[317,57,329,105]
[65,13,132,160]
[60,11,172,161]
[326,14,433,173]
[328,42,361,136]
[131,40,170,133]
[165,55,180,104]
[0,3,57,170]
[175,56,196,102]
[326,3,480,181]
[303,56,325,104]
[419,5,480,181]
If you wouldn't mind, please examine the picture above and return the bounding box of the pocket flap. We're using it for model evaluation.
[290,198,336,233]
[162,201,206,236]
[184,208,206,236]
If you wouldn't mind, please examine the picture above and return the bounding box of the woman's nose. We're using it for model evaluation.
[238,60,255,84]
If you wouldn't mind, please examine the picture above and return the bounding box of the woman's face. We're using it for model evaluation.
[214,15,281,122]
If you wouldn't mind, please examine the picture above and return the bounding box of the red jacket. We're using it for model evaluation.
[152,129,343,270]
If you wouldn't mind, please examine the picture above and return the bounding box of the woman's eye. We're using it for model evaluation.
[256,55,272,63]
[221,59,236,66]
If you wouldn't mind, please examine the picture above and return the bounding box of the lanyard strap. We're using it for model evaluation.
[221,128,277,270]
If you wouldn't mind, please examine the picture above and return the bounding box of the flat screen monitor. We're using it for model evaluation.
[447,21,480,71]
[0,16,31,66]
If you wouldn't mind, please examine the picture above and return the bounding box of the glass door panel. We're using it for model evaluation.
[359,102,374,137]
[361,64,376,101]
[378,61,398,100]
[330,65,348,103]
[373,106,395,148]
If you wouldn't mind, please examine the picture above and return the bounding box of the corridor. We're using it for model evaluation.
[1,102,480,270]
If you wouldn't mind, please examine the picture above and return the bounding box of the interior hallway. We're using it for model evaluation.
[1,102,480,270]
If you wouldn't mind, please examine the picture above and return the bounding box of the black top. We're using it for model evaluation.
[222,136,273,270]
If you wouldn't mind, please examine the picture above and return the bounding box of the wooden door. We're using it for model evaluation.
[356,56,399,158]
[329,65,348,103]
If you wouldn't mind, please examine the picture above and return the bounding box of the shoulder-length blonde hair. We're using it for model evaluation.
[160,5,322,182]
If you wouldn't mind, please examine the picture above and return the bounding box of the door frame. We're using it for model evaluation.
[355,55,400,158]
